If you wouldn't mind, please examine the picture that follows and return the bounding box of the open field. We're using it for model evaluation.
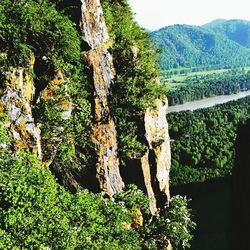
[161,67,250,87]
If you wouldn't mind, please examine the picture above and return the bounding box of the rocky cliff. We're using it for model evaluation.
[142,98,171,214]
[80,0,124,197]
[0,1,198,249]
[39,70,73,168]
[80,0,171,209]
[0,64,42,159]
[0,0,171,214]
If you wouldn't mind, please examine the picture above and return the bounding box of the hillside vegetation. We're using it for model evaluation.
[151,20,250,70]
[204,19,250,48]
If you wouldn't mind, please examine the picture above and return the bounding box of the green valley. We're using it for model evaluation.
[164,67,250,105]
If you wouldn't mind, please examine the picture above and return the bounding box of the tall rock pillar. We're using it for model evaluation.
[141,98,171,214]
[80,0,124,196]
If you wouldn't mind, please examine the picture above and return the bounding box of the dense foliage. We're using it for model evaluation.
[0,152,140,249]
[0,0,81,67]
[166,68,250,105]
[168,97,250,185]
[151,23,250,71]
[142,196,196,250]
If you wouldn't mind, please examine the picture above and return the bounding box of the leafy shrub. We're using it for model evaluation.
[0,151,141,249]
[0,151,75,249]
[0,0,81,68]
[162,196,196,249]
[114,184,150,215]
[141,196,196,250]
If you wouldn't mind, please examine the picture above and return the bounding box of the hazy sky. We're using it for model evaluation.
[128,0,250,30]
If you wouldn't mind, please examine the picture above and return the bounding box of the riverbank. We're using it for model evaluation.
[167,90,250,113]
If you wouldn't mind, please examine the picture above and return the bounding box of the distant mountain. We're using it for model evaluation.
[204,19,250,48]
[151,20,250,70]
[202,19,227,29]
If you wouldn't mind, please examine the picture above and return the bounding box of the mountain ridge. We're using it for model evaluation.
[151,19,250,70]
[204,19,250,48]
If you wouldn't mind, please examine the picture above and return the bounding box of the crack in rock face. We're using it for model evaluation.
[141,149,158,215]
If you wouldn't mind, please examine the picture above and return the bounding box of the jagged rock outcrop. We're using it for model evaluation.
[80,0,171,207]
[141,98,171,214]
[80,0,124,196]
[0,66,42,159]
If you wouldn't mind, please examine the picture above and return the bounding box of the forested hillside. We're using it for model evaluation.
[168,96,250,185]
[151,21,250,70]
[204,19,250,48]
[167,68,250,105]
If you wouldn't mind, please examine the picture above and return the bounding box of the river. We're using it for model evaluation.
[167,90,250,113]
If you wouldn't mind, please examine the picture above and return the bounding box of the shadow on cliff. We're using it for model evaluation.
[172,177,231,250]
[120,152,168,209]
[229,119,250,250]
